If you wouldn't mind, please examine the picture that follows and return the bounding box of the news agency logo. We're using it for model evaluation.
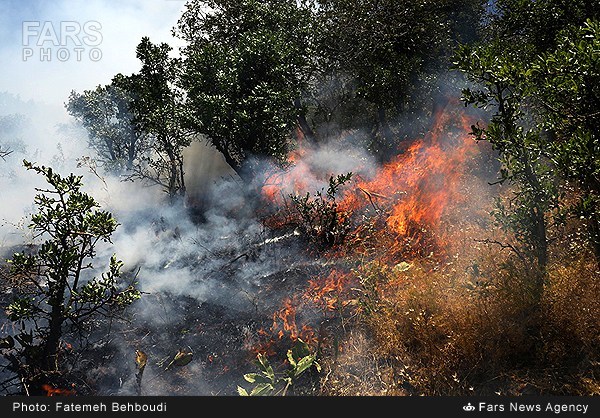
[463,403,475,412]
[22,21,103,62]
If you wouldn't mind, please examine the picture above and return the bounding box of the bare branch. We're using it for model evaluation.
[0,147,13,161]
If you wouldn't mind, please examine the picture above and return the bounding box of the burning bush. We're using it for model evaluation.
[288,172,354,250]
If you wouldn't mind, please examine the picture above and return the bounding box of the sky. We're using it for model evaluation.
[0,0,187,115]
[0,0,190,247]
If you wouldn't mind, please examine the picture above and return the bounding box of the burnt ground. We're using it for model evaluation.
[0,230,340,396]
[72,266,333,396]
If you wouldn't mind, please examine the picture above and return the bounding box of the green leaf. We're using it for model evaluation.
[249,382,275,396]
[293,355,316,378]
[243,373,258,383]
[286,349,297,368]
[243,373,272,385]
[289,338,311,361]
[256,353,275,381]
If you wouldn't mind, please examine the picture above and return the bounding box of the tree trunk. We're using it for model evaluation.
[44,279,67,369]
[31,274,68,394]
[104,138,116,162]
[583,185,600,269]
[178,154,186,200]
[294,97,317,145]
[43,304,64,373]
[164,139,183,205]
[531,205,548,273]
[523,158,549,275]
[127,132,137,170]
[372,107,395,163]
[589,215,600,268]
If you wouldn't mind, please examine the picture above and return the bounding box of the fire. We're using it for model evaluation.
[254,100,482,356]
[339,104,478,253]
[307,269,354,311]
[42,384,75,396]
[272,297,298,340]
[261,101,478,259]
[261,139,311,207]
[251,296,319,357]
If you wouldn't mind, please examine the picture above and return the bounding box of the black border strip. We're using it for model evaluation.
[2,396,598,417]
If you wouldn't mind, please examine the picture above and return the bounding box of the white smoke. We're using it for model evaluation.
[0,1,500,396]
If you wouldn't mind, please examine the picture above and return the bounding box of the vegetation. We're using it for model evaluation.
[66,84,141,174]
[1,161,140,395]
[454,0,600,287]
[174,0,318,180]
[314,0,483,160]
[113,37,195,203]
[68,37,194,203]
[288,172,354,249]
[1,0,599,397]
[238,339,320,396]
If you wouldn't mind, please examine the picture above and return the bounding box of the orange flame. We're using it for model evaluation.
[307,269,354,311]
[335,104,479,261]
[254,100,481,356]
[272,297,299,340]
[261,102,478,256]
[42,384,75,396]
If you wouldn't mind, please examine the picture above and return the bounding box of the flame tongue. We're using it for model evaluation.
[254,101,482,358]
[337,104,478,260]
[384,126,474,236]
[261,102,478,260]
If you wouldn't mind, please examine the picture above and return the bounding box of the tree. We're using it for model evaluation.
[527,19,600,265]
[1,161,140,395]
[65,84,143,174]
[485,0,600,55]
[0,146,11,160]
[175,0,318,180]
[314,0,486,160]
[454,40,556,280]
[113,37,195,203]
[0,114,27,161]
[454,1,600,271]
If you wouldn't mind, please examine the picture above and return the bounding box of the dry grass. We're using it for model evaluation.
[316,232,600,396]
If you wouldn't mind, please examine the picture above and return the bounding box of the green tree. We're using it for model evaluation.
[175,0,317,180]
[2,161,140,395]
[314,0,485,160]
[485,0,600,55]
[114,37,194,203]
[455,1,600,272]
[527,19,600,265]
[455,40,556,279]
[65,84,143,173]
